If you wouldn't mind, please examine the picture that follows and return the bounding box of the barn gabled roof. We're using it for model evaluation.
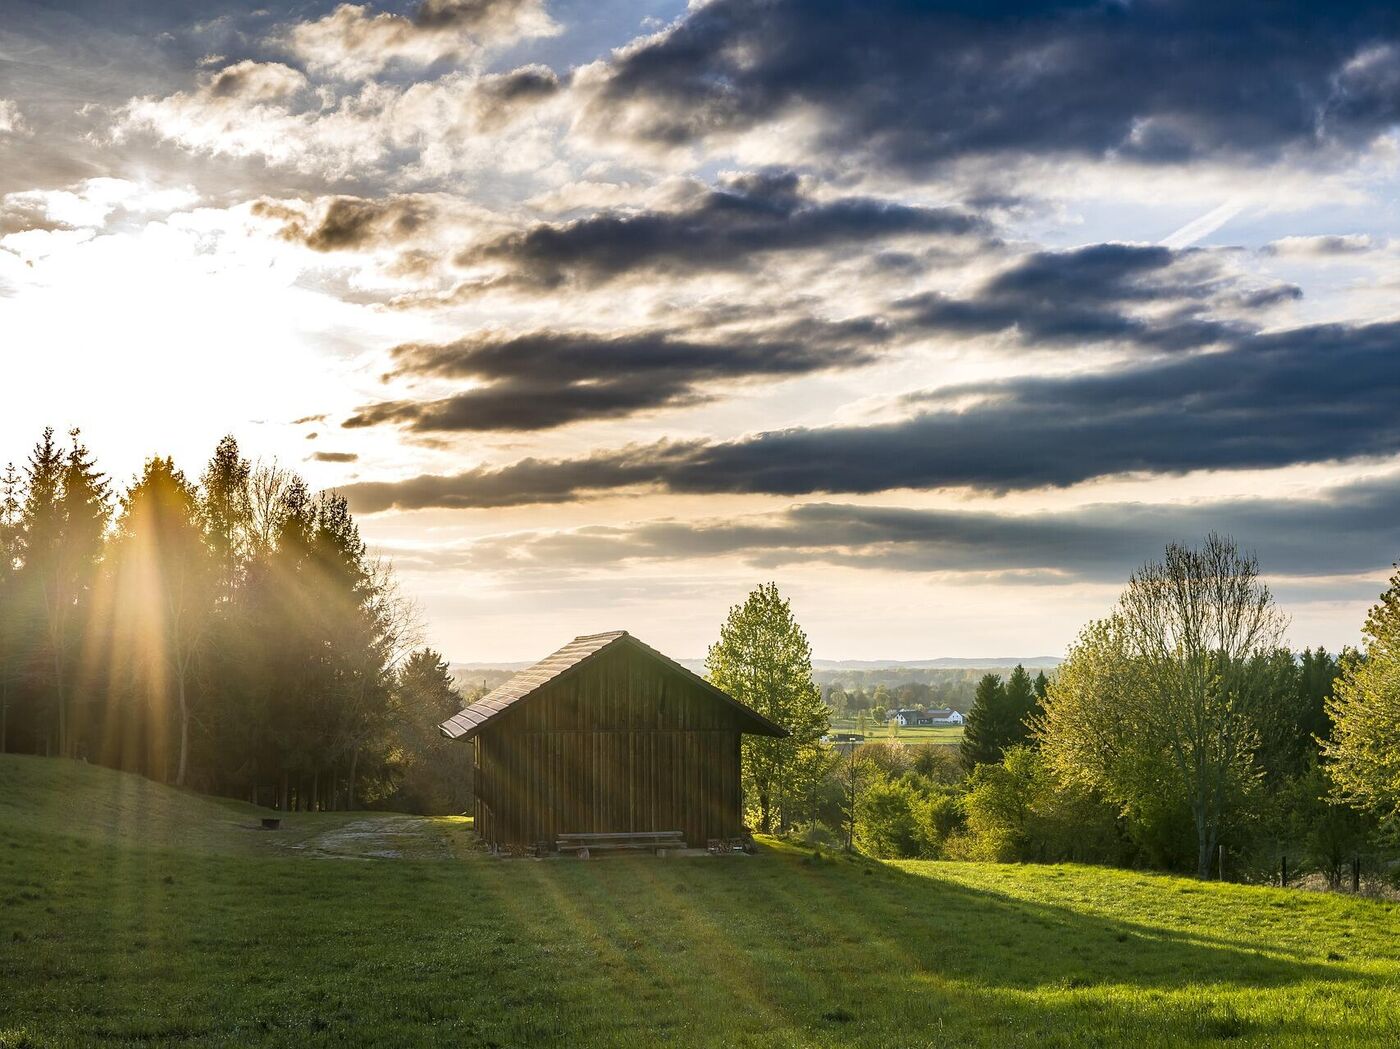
[439,630,789,741]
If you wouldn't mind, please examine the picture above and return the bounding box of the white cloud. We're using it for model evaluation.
[0,99,26,135]
[284,0,559,80]
[1,178,199,232]
[119,66,572,183]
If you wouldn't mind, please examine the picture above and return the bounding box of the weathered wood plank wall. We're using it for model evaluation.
[472,644,746,848]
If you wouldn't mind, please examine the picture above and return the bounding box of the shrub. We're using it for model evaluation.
[854,778,922,858]
[961,746,1128,864]
[791,820,843,850]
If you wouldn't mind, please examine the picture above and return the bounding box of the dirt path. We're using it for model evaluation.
[255,812,477,860]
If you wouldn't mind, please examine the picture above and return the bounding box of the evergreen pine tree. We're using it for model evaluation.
[17,428,67,755]
[1005,664,1037,747]
[960,672,1008,770]
[0,462,20,752]
[110,457,212,784]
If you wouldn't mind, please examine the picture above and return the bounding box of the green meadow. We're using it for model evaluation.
[2,753,1398,1048]
[829,717,965,745]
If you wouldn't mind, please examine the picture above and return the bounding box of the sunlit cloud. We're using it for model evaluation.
[4,0,1400,660]
[282,0,559,80]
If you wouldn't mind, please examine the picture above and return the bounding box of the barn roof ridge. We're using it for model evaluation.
[438,630,788,741]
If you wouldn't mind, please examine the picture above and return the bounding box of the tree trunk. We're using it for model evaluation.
[175,671,190,788]
[279,772,288,812]
[1193,802,1213,879]
[348,749,359,811]
[312,769,320,813]
[54,664,68,759]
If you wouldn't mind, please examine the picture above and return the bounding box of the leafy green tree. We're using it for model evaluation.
[961,746,1124,864]
[1041,535,1286,877]
[1281,766,1371,888]
[854,776,921,858]
[959,673,1008,769]
[706,582,830,833]
[1324,568,1400,829]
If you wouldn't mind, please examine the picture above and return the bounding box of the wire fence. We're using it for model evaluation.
[1222,846,1400,898]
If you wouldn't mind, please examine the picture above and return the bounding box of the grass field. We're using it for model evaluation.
[829,716,964,744]
[3,754,1400,1047]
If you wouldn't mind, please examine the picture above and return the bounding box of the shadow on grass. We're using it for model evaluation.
[4,812,1398,1047]
[488,843,1392,1047]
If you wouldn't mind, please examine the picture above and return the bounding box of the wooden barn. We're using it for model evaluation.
[439,630,787,853]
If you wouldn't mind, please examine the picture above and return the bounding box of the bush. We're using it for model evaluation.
[791,820,843,850]
[960,746,1128,864]
[854,778,923,858]
[911,745,964,785]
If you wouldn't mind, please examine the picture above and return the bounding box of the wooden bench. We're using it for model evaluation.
[556,830,685,857]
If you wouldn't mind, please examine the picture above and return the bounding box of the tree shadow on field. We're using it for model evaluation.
[486,845,1395,1049]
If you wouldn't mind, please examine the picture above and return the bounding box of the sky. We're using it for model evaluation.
[2,0,1399,662]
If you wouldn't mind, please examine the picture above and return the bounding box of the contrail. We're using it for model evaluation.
[1161,200,1247,248]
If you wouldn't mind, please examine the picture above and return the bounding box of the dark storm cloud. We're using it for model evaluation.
[412,0,541,32]
[898,243,1297,352]
[340,441,702,511]
[343,317,888,432]
[340,318,1400,510]
[460,171,986,286]
[458,476,1400,582]
[583,0,1400,171]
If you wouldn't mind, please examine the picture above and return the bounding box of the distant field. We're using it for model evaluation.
[4,754,1400,1047]
[829,716,964,744]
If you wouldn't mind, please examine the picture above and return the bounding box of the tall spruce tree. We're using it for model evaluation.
[55,431,111,757]
[1032,670,1050,725]
[960,672,1009,770]
[1005,664,1038,747]
[110,457,212,785]
[0,462,20,752]
[199,435,251,603]
[387,648,467,814]
[706,582,830,833]
[18,428,67,755]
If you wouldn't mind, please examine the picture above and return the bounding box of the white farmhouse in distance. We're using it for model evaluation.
[888,707,965,727]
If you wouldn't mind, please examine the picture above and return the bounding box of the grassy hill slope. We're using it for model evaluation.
[2,754,1399,1048]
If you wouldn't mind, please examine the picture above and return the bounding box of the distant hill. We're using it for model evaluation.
[452,655,1060,676]
[811,656,1061,671]
[450,655,1061,707]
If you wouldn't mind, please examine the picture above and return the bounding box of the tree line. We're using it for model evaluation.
[723,538,1400,886]
[0,429,466,813]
